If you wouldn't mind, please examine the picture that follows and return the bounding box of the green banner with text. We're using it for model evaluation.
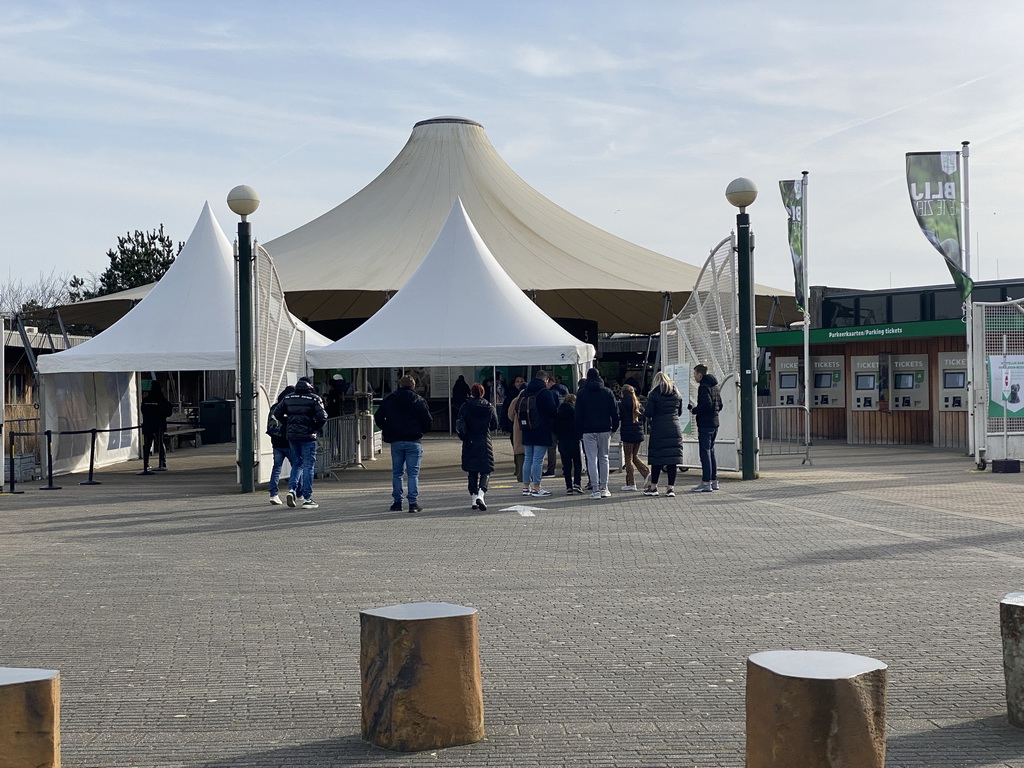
[906,151,973,300]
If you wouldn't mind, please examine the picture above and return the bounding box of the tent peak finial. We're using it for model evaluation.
[414,116,483,129]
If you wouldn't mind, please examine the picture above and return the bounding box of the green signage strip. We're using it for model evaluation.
[757,318,967,347]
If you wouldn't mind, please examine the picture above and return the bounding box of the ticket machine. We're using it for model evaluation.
[850,356,880,411]
[889,354,929,411]
[773,356,802,405]
[810,355,845,408]
[938,353,968,411]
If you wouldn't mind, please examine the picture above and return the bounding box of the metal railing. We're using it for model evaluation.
[757,405,812,465]
[316,415,361,477]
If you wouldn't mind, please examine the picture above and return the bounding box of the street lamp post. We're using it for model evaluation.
[227,185,260,493]
[726,178,758,480]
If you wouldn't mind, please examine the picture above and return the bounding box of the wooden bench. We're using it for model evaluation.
[163,426,205,451]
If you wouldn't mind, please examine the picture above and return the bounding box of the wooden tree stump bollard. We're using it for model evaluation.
[1000,592,1024,727]
[0,667,61,768]
[360,602,483,752]
[746,650,887,768]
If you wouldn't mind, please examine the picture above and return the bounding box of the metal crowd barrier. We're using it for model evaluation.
[757,405,812,465]
[2,425,139,495]
[315,415,361,478]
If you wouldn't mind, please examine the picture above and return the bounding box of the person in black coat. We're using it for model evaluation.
[618,384,649,491]
[267,385,296,505]
[688,364,724,492]
[553,393,583,493]
[274,377,328,509]
[643,371,684,497]
[517,371,560,497]
[451,374,471,428]
[140,381,174,472]
[458,382,498,510]
[575,367,620,499]
[374,374,432,513]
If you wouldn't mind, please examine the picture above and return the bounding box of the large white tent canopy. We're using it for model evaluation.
[307,199,596,369]
[38,203,331,374]
[54,117,795,333]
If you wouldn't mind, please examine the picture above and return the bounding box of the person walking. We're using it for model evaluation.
[274,377,327,509]
[618,384,650,491]
[575,367,620,499]
[642,371,684,497]
[140,381,173,472]
[688,364,724,493]
[516,370,559,497]
[544,376,568,476]
[267,385,296,505]
[451,374,470,429]
[458,382,498,510]
[506,386,528,495]
[553,392,583,494]
[374,374,432,513]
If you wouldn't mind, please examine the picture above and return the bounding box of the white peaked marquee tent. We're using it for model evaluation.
[37,202,331,476]
[307,198,596,370]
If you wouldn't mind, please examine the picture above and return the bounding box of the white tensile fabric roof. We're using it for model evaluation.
[307,199,595,369]
[268,117,793,333]
[37,203,332,374]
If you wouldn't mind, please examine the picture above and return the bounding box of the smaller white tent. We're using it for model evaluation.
[38,202,331,374]
[36,202,332,476]
[306,198,595,370]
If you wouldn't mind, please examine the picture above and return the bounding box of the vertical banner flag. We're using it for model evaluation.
[779,180,805,311]
[906,152,973,299]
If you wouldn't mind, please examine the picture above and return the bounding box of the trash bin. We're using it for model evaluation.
[199,398,233,444]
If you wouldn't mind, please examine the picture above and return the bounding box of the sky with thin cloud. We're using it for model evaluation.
[3,1,1022,297]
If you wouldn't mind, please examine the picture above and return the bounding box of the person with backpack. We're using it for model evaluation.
[575,367,620,499]
[273,377,328,510]
[267,385,296,505]
[374,374,432,513]
[688,364,724,493]
[458,382,498,510]
[518,370,559,497]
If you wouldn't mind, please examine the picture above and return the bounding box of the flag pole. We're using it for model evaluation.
[962,140,977,464]
[801,171,811,458]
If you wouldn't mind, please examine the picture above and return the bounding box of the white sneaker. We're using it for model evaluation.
[600,488,612,498]
[691,482,712,493]
[590,491,603,499]
[301,499,319,509]
[711,479,720,491]
[531,489,552,497]
[477,492,487,511]
[620,484,637,491]
[666,488,676,498]
[522,488,532,496]
[269,495,282,505]
[643,487,659,497]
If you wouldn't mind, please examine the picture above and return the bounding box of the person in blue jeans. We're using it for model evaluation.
[273,377,327,509]
[374,374,432,513]
[687,364,723,493]
[516,370,560,497]
[267,385,296,505]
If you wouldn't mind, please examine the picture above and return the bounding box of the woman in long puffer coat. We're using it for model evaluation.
[459,382,499,510]
[643,371,684,497]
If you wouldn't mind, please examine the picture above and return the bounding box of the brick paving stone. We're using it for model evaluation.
[3,438,1024,766]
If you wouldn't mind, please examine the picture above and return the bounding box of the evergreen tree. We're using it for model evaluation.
[70,225,182,299]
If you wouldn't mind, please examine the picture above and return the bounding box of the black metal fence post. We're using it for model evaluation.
[80,428,102,486]
[38,430,62,491]
[3,432,25,494]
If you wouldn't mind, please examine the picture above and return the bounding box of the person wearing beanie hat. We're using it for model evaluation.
[273,377,328,509]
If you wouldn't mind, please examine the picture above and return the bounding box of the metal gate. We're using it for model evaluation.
[972,297,1024,464]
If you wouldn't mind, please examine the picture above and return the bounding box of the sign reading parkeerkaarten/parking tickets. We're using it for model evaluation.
[988,355,1024,418]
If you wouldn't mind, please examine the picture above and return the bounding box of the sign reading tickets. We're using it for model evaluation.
[905,151,973,300]
[988,355,1024,417]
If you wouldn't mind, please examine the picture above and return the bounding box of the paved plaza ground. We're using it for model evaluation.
[3,436,1024,767]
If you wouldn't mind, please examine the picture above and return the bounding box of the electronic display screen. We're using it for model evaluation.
[894,373,915,390]
[855,373,876,391]
[813,373,832,389]
[944,371,966,389]
[778,373,798,389]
